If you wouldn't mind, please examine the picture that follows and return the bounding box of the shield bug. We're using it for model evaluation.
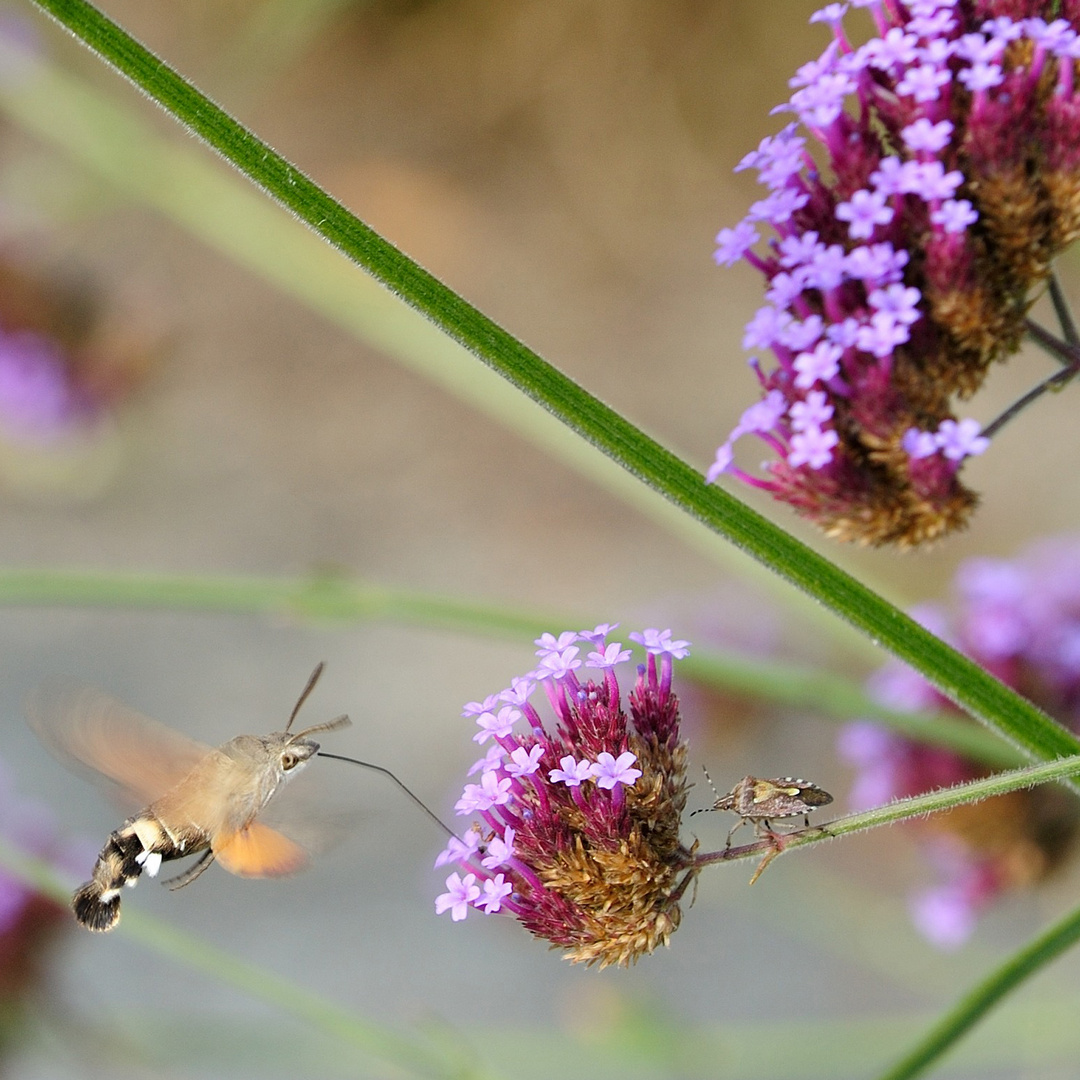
[691,770,833,849]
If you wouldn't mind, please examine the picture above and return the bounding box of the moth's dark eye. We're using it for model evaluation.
[282,753,299,771]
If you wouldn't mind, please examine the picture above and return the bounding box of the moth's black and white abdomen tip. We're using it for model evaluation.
[72,881,121,932]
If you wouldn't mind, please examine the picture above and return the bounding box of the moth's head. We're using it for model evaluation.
[276,714,352,774]
[278,736,320,774]
[277,663,351,773]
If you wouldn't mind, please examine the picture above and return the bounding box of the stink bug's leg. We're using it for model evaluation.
[163,850,215,891]
[803,814,811,828]
[725,817,748,851]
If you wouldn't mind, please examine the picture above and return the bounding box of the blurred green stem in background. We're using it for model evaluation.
[0,565,1022,767]
[0,17,852,641]
[874,900,1080,1080]
[9,825,1080,1080]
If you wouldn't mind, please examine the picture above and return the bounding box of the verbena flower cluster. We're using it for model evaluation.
[435,626,696,968]
[710,0,1080,546]
[840,535,1080,947]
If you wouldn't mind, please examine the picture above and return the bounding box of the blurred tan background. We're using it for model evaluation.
[1,2,1078,1077]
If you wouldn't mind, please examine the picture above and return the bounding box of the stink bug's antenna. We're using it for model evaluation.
[285,662,325,734]
[689,764,722,817]
[317,751,456,839]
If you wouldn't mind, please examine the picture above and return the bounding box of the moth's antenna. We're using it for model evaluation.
[292,714,352,742]
[317,751,456,839]
[286,662,325,734]
[689,763,722,817]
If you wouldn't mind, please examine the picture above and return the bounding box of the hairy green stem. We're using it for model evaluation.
[20,0,1080,774]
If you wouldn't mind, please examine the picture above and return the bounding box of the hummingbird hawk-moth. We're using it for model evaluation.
[29,663,349,932]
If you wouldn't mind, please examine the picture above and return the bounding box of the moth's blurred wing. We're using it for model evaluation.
[148,748,259,838]
[212,821,308,877]
[258,760,363,859]
[26,685,214,810]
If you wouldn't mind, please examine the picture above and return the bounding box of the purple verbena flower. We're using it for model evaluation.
[478,874,513,914]
[710,0,1080,546]
[472,706,521,744]
[467,743,505,776]
[549,755,593,787]
[435,872,480,921]
[437,627,696,967]
[505,745,544,777]
[590,751,643,790]
[434,828,482,868]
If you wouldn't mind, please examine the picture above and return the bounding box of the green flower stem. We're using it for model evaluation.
[693,753,1080,869]
[20,0,1080,772]
[0,839,489,1080]
[874,901,1080,1080]
[0,566,1020,767]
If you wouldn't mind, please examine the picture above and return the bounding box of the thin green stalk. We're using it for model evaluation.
[0,566,1021,766]
[874,901,1080,1080]
[20,0,1080,774]
[0,839,491,1080]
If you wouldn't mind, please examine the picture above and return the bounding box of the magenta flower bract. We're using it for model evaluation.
[710,0,1080,546]
[436,626,696,967]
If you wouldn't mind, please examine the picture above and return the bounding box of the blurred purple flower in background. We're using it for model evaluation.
[0,329,92,444]
[841,536,1080,947]
[0,755,79,1056]
[0,253,155,500]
